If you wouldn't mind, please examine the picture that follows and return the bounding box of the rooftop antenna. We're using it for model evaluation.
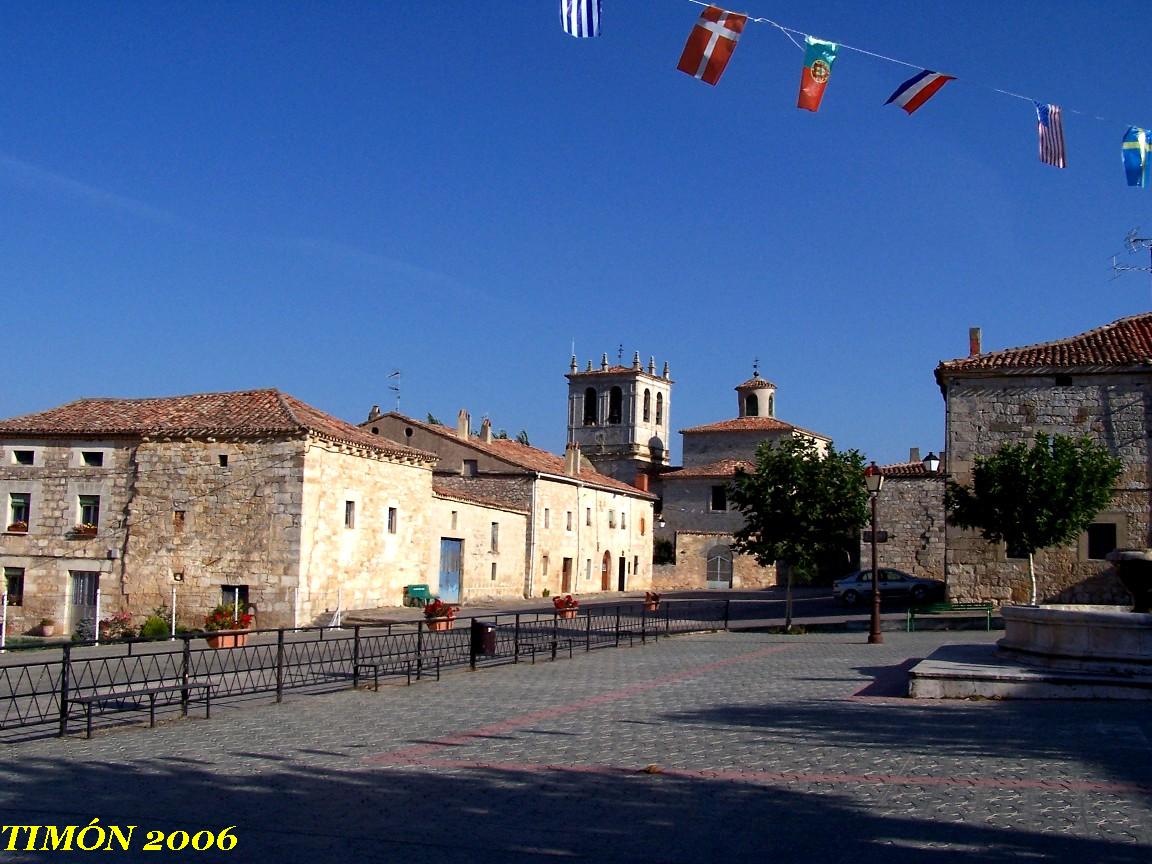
[617,343,624,364]
[1111,229,1152,296]
[388,369,401,412]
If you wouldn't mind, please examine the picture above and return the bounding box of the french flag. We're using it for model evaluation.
[885,70,955,115]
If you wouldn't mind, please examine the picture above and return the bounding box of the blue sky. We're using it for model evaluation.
[3,1,1150,466]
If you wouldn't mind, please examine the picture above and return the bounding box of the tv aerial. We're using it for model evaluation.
[1111,228,1152,279]
[388,369,401,412]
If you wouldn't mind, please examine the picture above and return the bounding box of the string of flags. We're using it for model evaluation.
[559,0,1151,185]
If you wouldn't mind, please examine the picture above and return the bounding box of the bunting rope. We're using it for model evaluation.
[684,0,1136,127]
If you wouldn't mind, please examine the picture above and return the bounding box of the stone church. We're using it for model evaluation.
[565,353,832,590]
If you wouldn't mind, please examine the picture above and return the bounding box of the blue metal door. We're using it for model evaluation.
[439,538,462,603]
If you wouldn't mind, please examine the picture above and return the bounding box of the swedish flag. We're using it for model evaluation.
[1123,127,1149,188]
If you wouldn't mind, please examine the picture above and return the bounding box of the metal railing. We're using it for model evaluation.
[0,599,735,740]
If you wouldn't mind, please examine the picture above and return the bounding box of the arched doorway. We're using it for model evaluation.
[601,550,612,591]
[706,545,734,589]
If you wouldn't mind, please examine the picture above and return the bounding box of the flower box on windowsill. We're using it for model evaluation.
[5,522,28,534]
[71,524,98,537]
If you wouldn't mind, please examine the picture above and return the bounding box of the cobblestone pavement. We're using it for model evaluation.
[1,630,1149,863]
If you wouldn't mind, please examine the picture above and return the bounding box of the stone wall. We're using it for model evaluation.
[857,476,945,581]
[651,531,777,591]
[943,374,1150,604]
[0,438,134,634]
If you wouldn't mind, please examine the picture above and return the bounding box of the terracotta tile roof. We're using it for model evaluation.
[735,374,775,390]
[381,413,656,499]
[0,389,436,462]
[663,459,754,480]
[432,483,529,514]
[936,313,1152,380]
[877,461,943,478]
[679,416,830,441]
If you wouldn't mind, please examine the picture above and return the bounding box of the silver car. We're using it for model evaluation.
[833,568,945,606]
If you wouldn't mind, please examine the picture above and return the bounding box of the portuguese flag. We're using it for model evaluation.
[797,36,838,112]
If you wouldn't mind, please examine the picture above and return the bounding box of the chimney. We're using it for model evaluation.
[367,405,381,421]
[564,443,581,476]
[969,327,982,357]
[909,447,920,463]
[480,418,493,443]
[456,409,470,440]
[634,471,650,493]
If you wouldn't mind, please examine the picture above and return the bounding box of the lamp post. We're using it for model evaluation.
[922,451,941,474]
[864,461,884,644]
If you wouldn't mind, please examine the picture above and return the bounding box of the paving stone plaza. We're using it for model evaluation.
[1,630,1150,863]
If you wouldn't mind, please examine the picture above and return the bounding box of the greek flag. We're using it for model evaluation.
[561,0,600,38]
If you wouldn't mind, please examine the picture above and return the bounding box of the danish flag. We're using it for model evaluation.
[677,6,748,86]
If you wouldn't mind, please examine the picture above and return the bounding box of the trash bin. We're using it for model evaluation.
[471,620,497,656]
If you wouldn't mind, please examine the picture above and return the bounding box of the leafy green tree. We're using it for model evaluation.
[946,433,1122,605]
[729,437,868,629]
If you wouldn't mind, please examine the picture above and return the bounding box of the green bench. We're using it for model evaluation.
[402,584,435,607]
[907,602,995,632]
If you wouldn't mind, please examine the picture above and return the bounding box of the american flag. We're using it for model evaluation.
[561,0,600,38]
[1036,103,1066,168]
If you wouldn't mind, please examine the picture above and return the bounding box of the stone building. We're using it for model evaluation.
[857,449,945,581]
[936,317,1151,604]
[361,410,657,599]
[652,369,833,590]
[0,389,438,633]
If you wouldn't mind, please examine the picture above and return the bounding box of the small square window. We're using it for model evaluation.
[463,459,478,477]
[78,494,100,529]
[220,585,249,608]
[1086,523,1118,560]
[4,567,24,606]
[345,500,356,529]
[81,451,104,467]
[710,485,728,511]
[388,507,398,534]
[218,454,229,467]
[13,450,33,466]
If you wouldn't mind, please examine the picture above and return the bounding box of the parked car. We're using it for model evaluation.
[833,569,945,606]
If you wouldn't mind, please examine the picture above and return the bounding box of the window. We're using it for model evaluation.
[78,495,100,528]
[173,510,185,532]
[218,454,229,467]
[3,567,24,606]
[9,493,30,528]
[621,512,627,530]
[388,507,398,534]
[745,394,759,417]
[450,510,458,530]
[643,389,651,422]
[544,508,551,529]
[583,388,598,425]
[655,393,663,426]
[608,387,623,424]
[220,585,249,608]
[490,522,499,553]
[566,511,573,531]
[586,559,592,582]
[640,516,646,536]
[344,500,356,529]
[706,545,734,586]
[634,555,639,575]
[586,507,592,526]
[463,459,479,477]
[12,450,33,466]
[491,562,498,581]
[81,451,104,467]
[710,485,728,511]
[542,555,549,578]
[609,510,616,528]
[767,394,775,417]
[1086,523,1118,560]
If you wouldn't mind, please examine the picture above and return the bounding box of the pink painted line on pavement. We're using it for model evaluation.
[385,757,1152,794]
[364,643,796,765]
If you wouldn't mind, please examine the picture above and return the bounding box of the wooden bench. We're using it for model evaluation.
[354,657,440,690]
[515,635,574,664]
[907,602,995,632]
[69,682,212,739]
[402,584,435,607]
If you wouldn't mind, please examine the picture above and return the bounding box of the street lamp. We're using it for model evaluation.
[922,451,941,474]
[864,461,885,644]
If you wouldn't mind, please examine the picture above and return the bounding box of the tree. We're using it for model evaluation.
[729,437,868,629]
[946,433,1122,605]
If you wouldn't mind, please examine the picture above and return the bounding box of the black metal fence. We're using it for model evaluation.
[0,599,733,741]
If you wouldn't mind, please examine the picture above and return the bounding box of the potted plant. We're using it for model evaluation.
[423,599,457,632]
[202,602,253,648]
[644,591,661,612]
[552,594,579,619]
[99,611,136,641]
[39,618,57,637]
[73,523,98,537]
[6,520,28,533]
